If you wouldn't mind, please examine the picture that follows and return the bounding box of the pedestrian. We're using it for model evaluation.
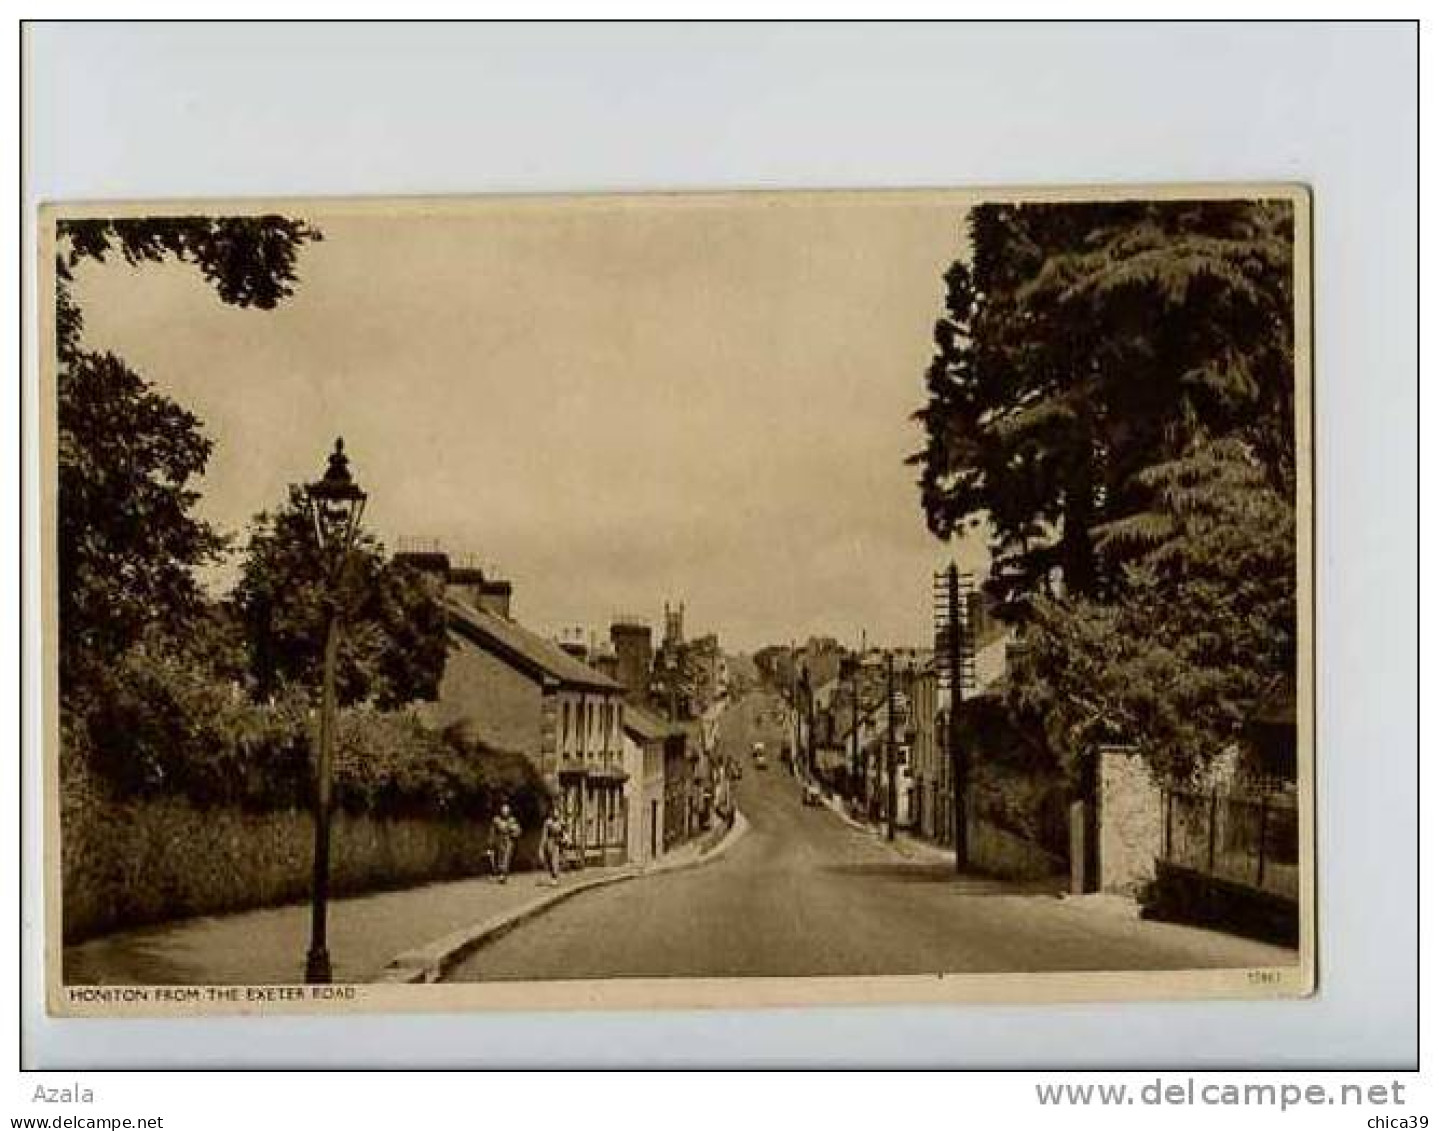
[490,802,521,883]
[539,808,568,886]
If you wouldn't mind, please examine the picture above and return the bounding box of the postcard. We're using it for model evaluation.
[39,186,1314,1015]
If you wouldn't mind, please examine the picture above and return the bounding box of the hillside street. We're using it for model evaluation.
[445,690,1297,981]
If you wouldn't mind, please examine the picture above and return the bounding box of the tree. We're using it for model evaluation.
[55,216,322,703]
[1007,436,1296,782]
[911,199,1294,612]
[231,487,447,710]
[57,350,224,698]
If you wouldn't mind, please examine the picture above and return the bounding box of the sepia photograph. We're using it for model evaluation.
[41,186,1313,1015]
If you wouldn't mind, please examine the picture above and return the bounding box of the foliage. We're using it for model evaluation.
[230,487,447,709]
[58,215,322,320]
[55,215,322,725]
[57,350,226,695]
[334,715,547,824]
[911,200,1299,785]
[911,199,1294,611]
[65,636,312,807]
[65,636,545,823]
[1007,437,1295,782]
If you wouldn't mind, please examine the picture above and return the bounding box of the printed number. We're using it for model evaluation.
[1247,970,1281,985]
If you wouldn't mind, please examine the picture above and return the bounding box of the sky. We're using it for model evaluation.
[71,194,990,653]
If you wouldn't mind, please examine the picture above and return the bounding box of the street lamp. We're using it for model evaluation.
[303,437,367,984]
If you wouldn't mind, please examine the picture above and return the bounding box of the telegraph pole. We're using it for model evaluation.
[885,649,896,841]
[850,629,865,801]
[935,563,973,872]
[947,564,969,870]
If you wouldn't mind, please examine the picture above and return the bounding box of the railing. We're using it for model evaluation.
[1160,785,1299,900]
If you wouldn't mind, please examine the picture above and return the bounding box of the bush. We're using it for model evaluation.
[333,709,546,824]
[971,762,1070,858]
[66,644,547,826]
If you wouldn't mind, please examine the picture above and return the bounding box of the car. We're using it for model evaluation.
[754,753,768,771]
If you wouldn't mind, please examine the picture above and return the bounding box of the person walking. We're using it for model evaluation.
[539,808,568,886]
[489,802,521,883]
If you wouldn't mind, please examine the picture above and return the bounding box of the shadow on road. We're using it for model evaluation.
[818,862,1065,896]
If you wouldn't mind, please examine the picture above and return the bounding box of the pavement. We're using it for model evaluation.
[443,689,1298,982]
[63,821,746,986]
[377,814,749,983]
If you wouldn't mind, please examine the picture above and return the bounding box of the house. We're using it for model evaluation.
[622,702,669,865]
[909,661,951,844]
[401,552,630,867]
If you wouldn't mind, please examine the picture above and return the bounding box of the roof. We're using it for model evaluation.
[622,702,672,742]
[446,597,622,693]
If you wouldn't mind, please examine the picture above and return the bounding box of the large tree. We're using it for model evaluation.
[231,487,447,710]
[1010,436,1296,783]
[912,199,1294,611]
[56,216,322,703]
[913,199,1299,781]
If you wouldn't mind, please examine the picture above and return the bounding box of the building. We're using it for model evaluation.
[622,702,669,865]
[909,661,952,844]
[401,552,631,867]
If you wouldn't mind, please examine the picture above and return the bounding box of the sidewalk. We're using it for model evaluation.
[63,818,746,987]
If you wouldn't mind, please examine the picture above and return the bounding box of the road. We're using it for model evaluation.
[446,690,1296,981]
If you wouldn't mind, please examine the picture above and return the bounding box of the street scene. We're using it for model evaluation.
[49,189,1308,1003]
[446,690,1290,982]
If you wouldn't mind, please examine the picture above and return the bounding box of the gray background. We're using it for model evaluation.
[22,20,1417,1068]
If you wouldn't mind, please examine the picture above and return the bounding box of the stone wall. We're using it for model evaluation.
[61,779,509,944]
[1097,746,1164,895]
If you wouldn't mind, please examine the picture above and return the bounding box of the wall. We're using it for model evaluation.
[61,784,505,944]
[1097,746,1164,895]
[423,631,543,756]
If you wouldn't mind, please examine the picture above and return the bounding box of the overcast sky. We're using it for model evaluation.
[72,195,989,653]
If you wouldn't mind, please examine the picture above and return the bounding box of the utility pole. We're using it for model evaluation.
[947,564,970,870]
[885,649,896,841]
[934,563,975,872]
[850,630,864,802]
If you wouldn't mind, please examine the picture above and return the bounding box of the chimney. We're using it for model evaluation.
[393,550,452,597]
[610,617,653,704]
[557,627,588,662]
[477,578,512,620]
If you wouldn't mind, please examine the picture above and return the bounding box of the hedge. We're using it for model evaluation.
[65,646,547,824]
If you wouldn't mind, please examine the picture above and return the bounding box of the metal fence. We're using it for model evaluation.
[1160,786,1300,900]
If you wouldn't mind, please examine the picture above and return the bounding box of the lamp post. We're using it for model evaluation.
[303,437,367,984]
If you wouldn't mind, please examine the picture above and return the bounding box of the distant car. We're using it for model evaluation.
[802,783,823,807]
[754,753,768,771]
